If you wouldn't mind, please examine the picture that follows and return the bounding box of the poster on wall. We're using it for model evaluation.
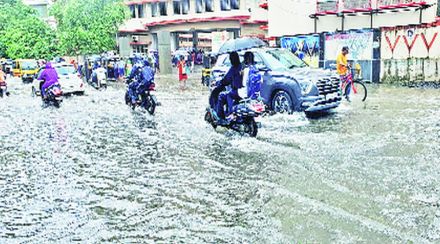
[280,35,320,68]
[324,30,374,60]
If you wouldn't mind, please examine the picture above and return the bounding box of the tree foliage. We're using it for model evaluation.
[0,1,58,59]
[50,0,129,56]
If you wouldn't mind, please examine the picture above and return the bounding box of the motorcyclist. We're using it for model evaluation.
[215,51,243,125]
[0,68,10,96]
[38,62,59,99]
[91,61,101,85]
[127,59,155,105]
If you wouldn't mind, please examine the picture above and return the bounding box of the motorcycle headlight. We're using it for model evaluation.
[300,81,314,95]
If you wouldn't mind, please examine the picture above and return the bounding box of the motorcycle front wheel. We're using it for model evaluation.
[204,111,217,129]
[124,91,130,105]
[145,94,156,115]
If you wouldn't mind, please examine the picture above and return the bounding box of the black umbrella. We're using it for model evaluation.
[218,37,267,55]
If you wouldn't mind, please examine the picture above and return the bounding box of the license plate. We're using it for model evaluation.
[55,97,63,101]
[326,93,339,100]
[0,86,6,89]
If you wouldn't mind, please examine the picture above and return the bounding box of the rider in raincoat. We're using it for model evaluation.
[38,62,59,98]
[128,59,155,104]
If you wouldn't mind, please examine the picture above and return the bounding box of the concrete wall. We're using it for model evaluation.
[381,24,440,85]
[268,0,438,37]
[241,24,266,37]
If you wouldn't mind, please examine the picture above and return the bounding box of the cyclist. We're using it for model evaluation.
[336,46,351,100]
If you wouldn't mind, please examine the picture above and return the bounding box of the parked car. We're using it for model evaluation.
[211,48,341,114]
[32,63,85,96]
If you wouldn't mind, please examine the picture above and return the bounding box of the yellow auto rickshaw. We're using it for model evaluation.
[202,53,216,86]
[13,59,39,83]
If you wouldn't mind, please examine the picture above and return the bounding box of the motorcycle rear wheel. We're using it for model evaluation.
[242,119,258,137]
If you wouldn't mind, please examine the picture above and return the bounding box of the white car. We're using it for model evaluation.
[32,63,85,96]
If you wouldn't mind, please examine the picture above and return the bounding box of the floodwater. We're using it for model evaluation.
[1,74,440,243]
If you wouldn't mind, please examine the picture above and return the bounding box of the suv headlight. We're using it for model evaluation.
[300,81,313,95]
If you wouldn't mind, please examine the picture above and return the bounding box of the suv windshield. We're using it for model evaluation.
[21,61,38,70]
[217,52,287,72]
[266,49,307,69]
[56,66,76,75]
[258,51,288,72]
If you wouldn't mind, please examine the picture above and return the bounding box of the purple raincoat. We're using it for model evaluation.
[38,62,59,96]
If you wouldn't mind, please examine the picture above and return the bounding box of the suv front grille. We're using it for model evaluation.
[316,77,340,96]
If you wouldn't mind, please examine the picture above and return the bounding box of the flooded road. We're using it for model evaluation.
[1,75,440,243]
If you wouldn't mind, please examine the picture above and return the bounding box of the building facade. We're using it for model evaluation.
[22,0,57,28]
[119,0,268,56]
[268,0,440,84]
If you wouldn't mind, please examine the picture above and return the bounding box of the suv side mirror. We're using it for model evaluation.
[256,64,269,72]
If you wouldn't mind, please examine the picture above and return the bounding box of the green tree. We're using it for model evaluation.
[0,1,58,59]
[50,0,129,56]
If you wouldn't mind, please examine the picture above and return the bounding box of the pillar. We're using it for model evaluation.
[192,31,198,50]
[158,31,172,74]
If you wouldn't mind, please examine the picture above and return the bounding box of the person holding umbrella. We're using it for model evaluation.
[215,51,243,125]
[178,56,188,91]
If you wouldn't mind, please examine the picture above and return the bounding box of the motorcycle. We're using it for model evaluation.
[0,81,10,98]
[43,83,63,107]
[124,79,158,115]
[92,68,107,89]
[205,85,265,137]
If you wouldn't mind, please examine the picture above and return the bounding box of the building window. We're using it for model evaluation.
[159,2,167,16]
[138,4,144,18]
[221,0,231,11]
[182,0,190,14]
[151,3,159,17]
[173,0,190,15]
[231,0,239,9]
[130,5,136,18]
[196,0,204,13]
[173,0,181,14]
[205,0,214,12]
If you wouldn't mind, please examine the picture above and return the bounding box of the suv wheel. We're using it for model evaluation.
[271,90,293,114]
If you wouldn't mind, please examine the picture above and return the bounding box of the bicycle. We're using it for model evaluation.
[340,66,367,103]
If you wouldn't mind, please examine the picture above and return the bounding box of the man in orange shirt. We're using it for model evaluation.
[336,46,349,76]
[336,46,352,100]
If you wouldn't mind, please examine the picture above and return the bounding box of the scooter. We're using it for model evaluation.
[124,79,158,115]
[92,68,107,90]
[205,85,265,137]
[43,83,63,107]
[0,81,10,98]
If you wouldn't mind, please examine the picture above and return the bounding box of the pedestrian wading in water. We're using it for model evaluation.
[178,56,188,91]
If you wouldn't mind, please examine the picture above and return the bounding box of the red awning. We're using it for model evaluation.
[130,42,148,45]
[259,2,268,9]
[145,15,250,27]
[259,25,268,30]
[126,0,166,6]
